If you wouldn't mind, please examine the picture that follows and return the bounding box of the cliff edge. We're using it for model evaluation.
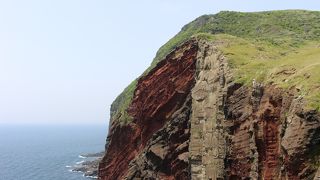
[99,10,320,179]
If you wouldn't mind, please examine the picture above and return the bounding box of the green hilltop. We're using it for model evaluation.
[111,10,320,124]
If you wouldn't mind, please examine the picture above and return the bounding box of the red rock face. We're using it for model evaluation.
[129,41,198,146]
[225,84,320,179]
[125,95,192,180]
[99,123,141,179]
[255,87,282,179]
[98,41,198,180]
[225,85,289,179]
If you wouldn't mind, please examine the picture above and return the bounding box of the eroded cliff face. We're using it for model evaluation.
[224,84,320,179]
[99,40,198,180]
[99,40,320,180]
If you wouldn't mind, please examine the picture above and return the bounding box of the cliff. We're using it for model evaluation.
[99,10,320,179]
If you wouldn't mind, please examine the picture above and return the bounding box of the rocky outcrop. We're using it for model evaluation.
[69,152,104,178]
[189,40,229,179]
[72,158,101,178]
[99,38,320,179]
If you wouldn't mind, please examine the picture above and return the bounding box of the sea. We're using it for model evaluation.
[0,124,107,180]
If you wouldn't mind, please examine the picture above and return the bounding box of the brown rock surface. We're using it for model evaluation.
[98,40,198,180]
[124,95,192,180]
[99,40,320,180]
[224,83,320,179]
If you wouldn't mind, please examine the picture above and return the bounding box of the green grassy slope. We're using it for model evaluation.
[209,34,320,110]
[111,10,320,124]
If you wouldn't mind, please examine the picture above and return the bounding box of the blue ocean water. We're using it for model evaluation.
[0,124,107,180]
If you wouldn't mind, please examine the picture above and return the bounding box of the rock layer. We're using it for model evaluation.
[189,40,229,179]
[224,84,320,179]
[125,95,192,179]
[99,39,320,180]
[98,40,198,180]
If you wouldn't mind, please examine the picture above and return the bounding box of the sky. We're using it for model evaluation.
[0,0,319,125]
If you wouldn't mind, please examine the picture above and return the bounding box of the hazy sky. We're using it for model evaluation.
[0,0,319,125]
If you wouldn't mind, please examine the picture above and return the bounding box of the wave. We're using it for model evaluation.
[83,174,98,179]
[76,160,85,165]
[78,155,86,159]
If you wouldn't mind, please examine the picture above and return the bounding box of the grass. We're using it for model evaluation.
[213,35,320,110]
[110,10,320,124]
[153,10,320,64]
[110,80,137,125]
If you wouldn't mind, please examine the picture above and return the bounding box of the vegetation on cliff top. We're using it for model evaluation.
[111,10,320,124]
[210,34,320,110]
[154,10,320,63]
